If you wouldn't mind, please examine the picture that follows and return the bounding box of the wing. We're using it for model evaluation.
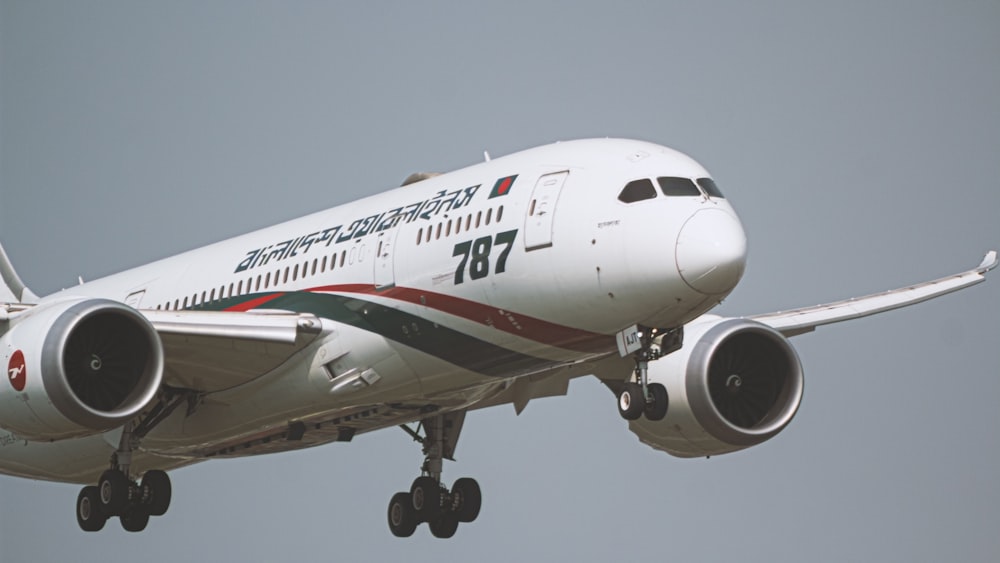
[141,309,325,392]
[750,251,997,337]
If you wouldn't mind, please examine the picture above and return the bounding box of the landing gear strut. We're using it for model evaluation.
[615,325,682,422]
[388,411,481,539]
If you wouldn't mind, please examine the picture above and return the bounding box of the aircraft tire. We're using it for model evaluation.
[77,486,107,532]
[618,383,645,420]
[410,476,441,520]
[644,383,669,421]
[388,492,418,537]
[429,513,459,539]
[142,470,172,516]
[120,506,150,533]
[452,478,481,523]
[98,469,130,517]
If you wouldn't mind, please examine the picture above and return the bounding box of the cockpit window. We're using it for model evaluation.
[657,177,701,197]
[697,177,724,198]
[618,179,657,203]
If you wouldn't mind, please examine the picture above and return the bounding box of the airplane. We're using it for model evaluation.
[0,138,995,538]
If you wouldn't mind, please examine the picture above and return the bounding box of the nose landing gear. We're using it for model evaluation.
[615,326,682,422]
[388,411,482,539]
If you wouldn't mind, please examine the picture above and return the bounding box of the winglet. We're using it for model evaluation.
[977,250,998,274]
[0,242,39,304]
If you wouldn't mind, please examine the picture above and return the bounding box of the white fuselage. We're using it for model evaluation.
[0,138,747,482]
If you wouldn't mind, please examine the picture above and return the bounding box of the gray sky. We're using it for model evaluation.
[1,2,998,561]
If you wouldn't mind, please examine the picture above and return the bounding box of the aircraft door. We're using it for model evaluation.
[523,171,568,251]
[374,228,400,290]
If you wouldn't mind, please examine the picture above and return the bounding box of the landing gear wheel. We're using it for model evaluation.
[617,383,645,420]
[76,486,106,532]
[120,506,150,533]
[429,513,460,539]
[141,470,172,516]
[98,469,130,517]
[410,476,441,521]
[451,478,481,523]
[644,383,669,421]
[387,492,418,537]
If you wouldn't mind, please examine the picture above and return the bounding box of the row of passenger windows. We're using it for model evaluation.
[154,247,357,311]
[618,177,724,204]
[415,205,504,245]
[154,205,506,311]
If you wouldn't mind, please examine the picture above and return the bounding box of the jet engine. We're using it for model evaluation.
[630,316,804,457]
[0,298,164,440]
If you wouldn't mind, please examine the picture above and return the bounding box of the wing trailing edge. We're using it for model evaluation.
[141,309,326,392]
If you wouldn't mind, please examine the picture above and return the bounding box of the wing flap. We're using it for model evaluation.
[141,309,325,392]
[751,251,997,337]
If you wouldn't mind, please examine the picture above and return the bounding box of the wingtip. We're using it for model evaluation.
[977,250,998,274]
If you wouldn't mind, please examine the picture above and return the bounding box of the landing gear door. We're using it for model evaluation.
[374,228,400,290]
[524,171,568,251]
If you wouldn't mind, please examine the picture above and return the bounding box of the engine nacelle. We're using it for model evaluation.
[630,316,804,457]
[0,298,164,440]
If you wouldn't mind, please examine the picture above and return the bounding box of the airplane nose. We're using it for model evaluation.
[675,208,747,295]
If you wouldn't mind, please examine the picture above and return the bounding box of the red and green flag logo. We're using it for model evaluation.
[489,175,518,199]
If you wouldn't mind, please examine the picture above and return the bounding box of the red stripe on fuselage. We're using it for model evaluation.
[309,284,612,353]
[224,292,287,312]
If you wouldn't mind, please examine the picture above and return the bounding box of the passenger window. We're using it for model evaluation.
[618,179,657,203]
[697,178,725,198]
[657,177,701,197]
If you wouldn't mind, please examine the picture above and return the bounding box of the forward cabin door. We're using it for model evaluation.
[523,171,568,251]
[374,228,400,290]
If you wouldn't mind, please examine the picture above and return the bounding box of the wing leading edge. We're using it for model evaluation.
[750,251,997,337]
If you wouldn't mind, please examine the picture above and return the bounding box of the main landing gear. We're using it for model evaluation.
[616,326,682,422]
[388,411,482,539]
[76,394,187,532]
[75,423,173,532]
